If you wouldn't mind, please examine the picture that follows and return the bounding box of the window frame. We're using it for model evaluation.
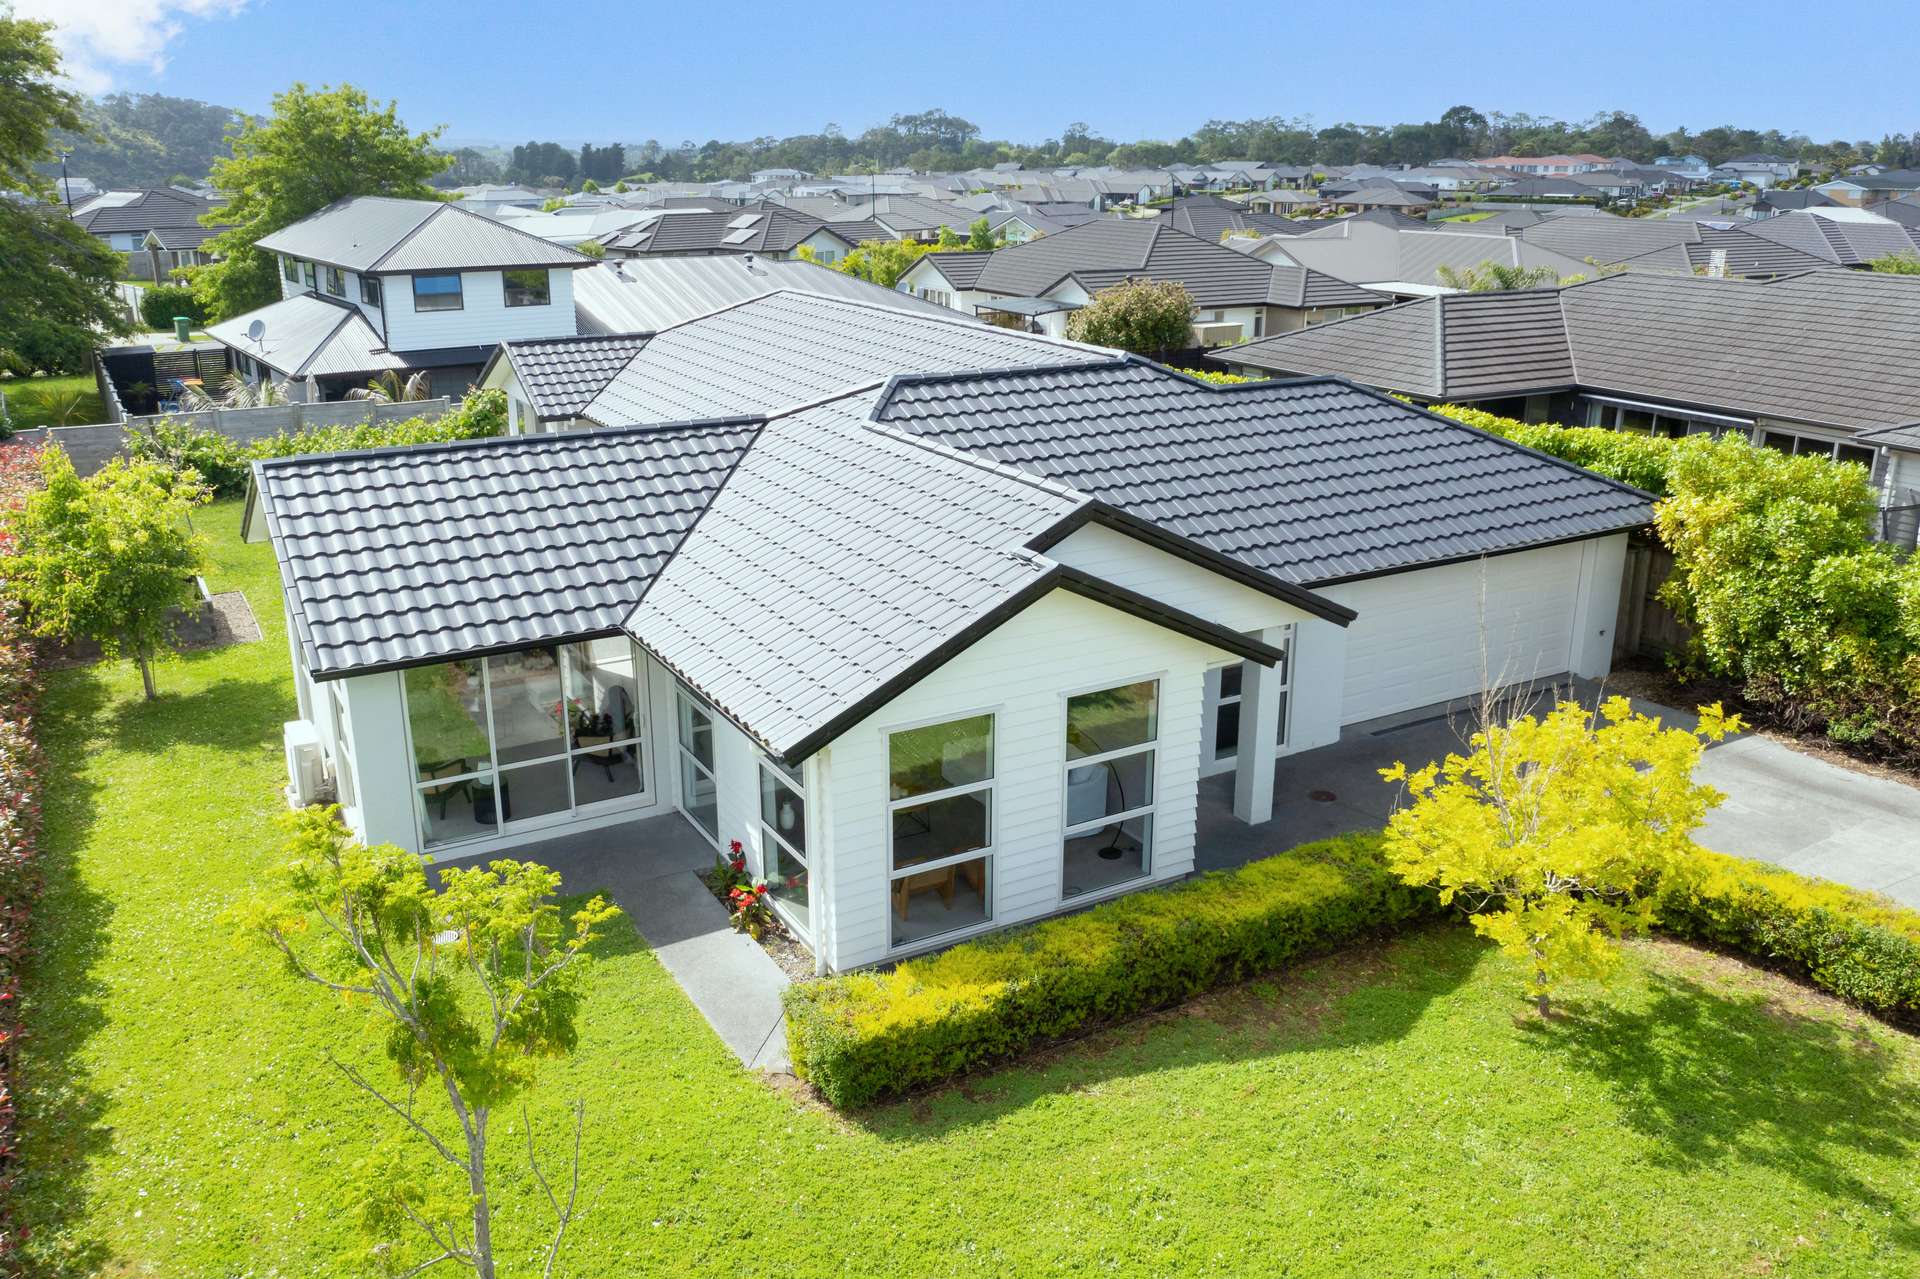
[502,268,551,308]
[883,709,997,951]
[411,272,465,312]
[329,685,357,810]
[1206,625,1294,765]
[360,275,383,308]
[399,641,651,850]
[1058,676,1162,900]
[673,683,721,846]
[759,757,810,940]
[322,265,345,297]
[282,255,300,283]
[302,260,317,289]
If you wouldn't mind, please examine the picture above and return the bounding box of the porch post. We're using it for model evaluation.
[1232,627,1285,824]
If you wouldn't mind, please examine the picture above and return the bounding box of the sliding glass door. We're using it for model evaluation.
[403,639,649,849]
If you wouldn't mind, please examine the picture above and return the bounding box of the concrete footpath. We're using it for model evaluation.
[441,812,792,1071]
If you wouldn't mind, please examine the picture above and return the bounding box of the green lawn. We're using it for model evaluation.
[1,373,108,429]
[15,500,1920,1277]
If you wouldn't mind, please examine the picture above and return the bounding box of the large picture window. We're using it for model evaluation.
[675,685,719,841]
[402,642,648,849]
[887,714,993,948]
[503,268,551,307]
[1062,679,1159,898]
[412,272,464,312]
[760,759,808,937]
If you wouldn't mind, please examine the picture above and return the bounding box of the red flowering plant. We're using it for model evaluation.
[703,839,782,940]
[0,441,48,1269]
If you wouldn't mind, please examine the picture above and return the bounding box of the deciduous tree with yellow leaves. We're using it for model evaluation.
[1380,696,1742,1016]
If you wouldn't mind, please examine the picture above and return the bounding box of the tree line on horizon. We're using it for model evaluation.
[39,94,1920,193]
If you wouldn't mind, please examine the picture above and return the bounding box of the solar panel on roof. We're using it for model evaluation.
[721,228,758,245]
[726,213,763,230]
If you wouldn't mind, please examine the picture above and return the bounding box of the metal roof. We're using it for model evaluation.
[573,255,960,334]
[1226,270,1920,433]
[494,333,652,419]
[254,421,761,680]
[874,360,1651,586]
[581,290,1104,426]
[205,292,404,379]
[254,197,590,274]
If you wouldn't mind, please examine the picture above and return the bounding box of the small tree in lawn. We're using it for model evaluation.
[1065,277,1195,357]
[237,808,620,1279]
[1380,696,1743,1016]
[4,448,207,699]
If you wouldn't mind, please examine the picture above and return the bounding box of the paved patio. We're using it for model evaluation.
[437,811,792,1072]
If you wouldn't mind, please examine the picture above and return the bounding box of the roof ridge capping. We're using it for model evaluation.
[868,355,1133,421]
[249,415,766,472]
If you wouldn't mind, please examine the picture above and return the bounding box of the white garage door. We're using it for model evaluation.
[1323,543,1585,725]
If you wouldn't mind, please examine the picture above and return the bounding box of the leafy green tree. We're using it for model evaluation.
[4,449,208,698]
[1066,278,1195,355]
[1382,697,1742,1015]
[0,14,132,373]
[237,808,619,1279]
[804,238,935,289]
[933,223,964,250]
[966,216,997,250]
[574,238,605,258]
[47,92,245,188]
[1435,261,1565,292]
[1869,252,1920,275]
[193,84,449,320]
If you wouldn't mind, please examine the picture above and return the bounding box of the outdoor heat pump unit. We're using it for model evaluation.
[283,719,328,808]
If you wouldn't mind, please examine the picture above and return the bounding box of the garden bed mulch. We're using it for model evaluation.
[1605,657,1920,791]
[698,863,818,983]
[45,590,261,668]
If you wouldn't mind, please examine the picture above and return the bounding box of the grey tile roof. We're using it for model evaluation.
[1515,215,1701,266]
[872,360,1651,585]
[254,422,760,679]
[70,187,217,235]
[915,249,994,290]
[1163,196,1298,243]
[1229,270,1920,433]
[1855,422,1920,451]
[1441,289,1574,397]
[205,292,404,379]
[573,255,962,333]
[582,290,1102,426]
[625,393,1088,759]
[1741,210,1920,266]
[498,333,653,419]
[601,204,855,256]
[255,197,589,273]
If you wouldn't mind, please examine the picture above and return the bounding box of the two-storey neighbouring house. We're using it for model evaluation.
[205,197,593,401]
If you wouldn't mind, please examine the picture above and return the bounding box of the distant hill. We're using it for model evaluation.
[42,92,252,189]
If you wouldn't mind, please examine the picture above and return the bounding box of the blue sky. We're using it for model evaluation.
[22,0,1911,146]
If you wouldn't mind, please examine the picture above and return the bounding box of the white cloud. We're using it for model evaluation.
[14,0,250,95]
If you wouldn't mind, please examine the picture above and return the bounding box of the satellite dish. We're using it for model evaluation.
[246,319,266,345]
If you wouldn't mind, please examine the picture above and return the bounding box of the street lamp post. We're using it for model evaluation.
[57,148,73,212]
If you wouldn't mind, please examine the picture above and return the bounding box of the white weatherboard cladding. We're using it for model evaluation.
[1320,537,1622,725]
[340,670,414,848]
[1047,521,1319,633]
[382,269,578,353]
[820,588,1226,971]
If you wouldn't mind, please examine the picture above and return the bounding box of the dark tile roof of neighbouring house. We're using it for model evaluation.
[493,333,653,419]
[600,204,856,256]
[1162,195,1299,243]
[1739,209,1920,266]
[872,359,1651,586]
[1224,270,1920,432]
[69,187,217,235]
[253,421,762,679]
[921,218,1380,311]
[581,290,1106,425]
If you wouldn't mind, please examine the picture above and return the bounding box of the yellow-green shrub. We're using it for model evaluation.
[783,833,1436,1108]
[1658,848,1920,1026]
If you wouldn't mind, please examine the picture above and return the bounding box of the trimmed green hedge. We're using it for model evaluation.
[783,832,1437,1108]
[1427,402,1680,496]
[1660,848,1920,1028]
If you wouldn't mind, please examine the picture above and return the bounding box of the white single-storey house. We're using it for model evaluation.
[246,292,1648,972]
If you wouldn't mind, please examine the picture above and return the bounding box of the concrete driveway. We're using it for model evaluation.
[1198,680,1920,908]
